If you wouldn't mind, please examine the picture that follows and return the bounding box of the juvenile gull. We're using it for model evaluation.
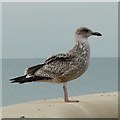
[10,27,102,102]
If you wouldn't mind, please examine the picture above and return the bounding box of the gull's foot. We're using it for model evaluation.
[65,99,79,102]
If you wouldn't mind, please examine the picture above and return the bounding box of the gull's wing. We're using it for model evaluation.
[25,63,45,76]
[11,53,76,84]
[34,53,76,78]
[25,53,75,77]
[45,53,75,64]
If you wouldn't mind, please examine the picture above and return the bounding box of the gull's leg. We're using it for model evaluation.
[63,82,79,102]
[63,82,69,102]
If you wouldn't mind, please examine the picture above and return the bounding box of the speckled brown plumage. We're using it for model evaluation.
[10,27,102,102]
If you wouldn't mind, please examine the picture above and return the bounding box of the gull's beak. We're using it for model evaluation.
[92,32,102,36]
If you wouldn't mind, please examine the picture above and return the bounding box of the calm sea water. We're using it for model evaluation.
[2,58,118,106]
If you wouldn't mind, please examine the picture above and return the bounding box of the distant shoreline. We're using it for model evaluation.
[1,92,118,118]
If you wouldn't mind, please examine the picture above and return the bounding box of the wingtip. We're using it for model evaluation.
[9,78,14,81]
[9,75,26,84]
[10,79,24,84]
[9,78,17,83]
[9,79,17,83]
[10,81,15,83]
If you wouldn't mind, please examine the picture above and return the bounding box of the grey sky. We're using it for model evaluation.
[0,3,2,107]
[3,2,118,58]
[0,3,1,57]
[1,0,119,2]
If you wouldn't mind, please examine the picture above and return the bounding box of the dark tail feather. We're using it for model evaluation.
[10,75,52,84]
[10,75,27,84]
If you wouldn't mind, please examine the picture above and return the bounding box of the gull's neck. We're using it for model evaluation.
[76,36,88,46]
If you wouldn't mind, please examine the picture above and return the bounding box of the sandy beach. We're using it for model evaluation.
[1,92,118,118]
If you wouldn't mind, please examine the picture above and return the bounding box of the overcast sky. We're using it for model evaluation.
[2,2,118,58]
[1,0,119,2]
[0,3,1,106]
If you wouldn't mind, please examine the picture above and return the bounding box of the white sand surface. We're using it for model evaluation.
[1,92,118,118]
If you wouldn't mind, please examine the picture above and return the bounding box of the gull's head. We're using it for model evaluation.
[75,27,102,39]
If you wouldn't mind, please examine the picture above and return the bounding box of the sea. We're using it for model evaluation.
[1,58,118,106]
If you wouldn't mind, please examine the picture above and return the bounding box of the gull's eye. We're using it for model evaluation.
[82,29,89,33]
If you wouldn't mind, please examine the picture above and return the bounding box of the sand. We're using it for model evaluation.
[1,92,118,118]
